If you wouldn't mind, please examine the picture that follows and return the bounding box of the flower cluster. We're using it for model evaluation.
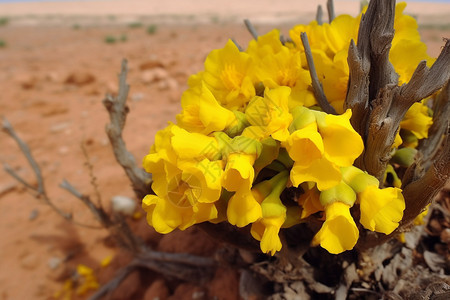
[142,2,433,255]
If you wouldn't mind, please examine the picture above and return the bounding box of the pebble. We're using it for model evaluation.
[64,71,96,86]
[29,209,39,221]
[139,59,164,70]
[131,92,144,102]
[141,68,168,84]
[48,256,62,270]
[111,195,136,216]
[20,253,39,270]
[58,146,69,155]
[157,78,178,91]
[0,182,17,197]
[50,122,71,133]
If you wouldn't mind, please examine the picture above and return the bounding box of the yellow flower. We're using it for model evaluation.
[176,83,236,134]
[143,124,179,196]
[297,184,323,219]
[287,108,362,191]
[291,157,342,191]
[222,135,262,191]
[171,125,221,161]
[250,171,289,255]
[203,39,256,110]
[143,194,218,234]
[400,102,433,139]
[245,86,293,142]
[321,49,349,113]
[227,188,262,227]
[341,166,405,235]
[313,109,364,167]
[323,14,361,56]
[312,201,359,254]
[246,29,284,58]
[284,121,323,165]
[289,21,328,53]
[143,156,223,233]
[76,264,99,296]
[359,185,405,235]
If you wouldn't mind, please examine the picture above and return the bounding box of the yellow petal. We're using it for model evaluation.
[312,202,359,254]
[290,158,342,191]
[285,122,323,165]
[297,185,323,219]
[222,153,256,191]
[227,189,262,227]
[314,109,364,167]
[359,186,405,234]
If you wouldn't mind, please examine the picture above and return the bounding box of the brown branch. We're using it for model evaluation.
[419,81,450,166]
[59,179,110,228]
[103,59,152,200]
[2,117,46,196]
[89,251,216,300]
[2,118,73,220]
[401,125,450,224]
[244,19,259,40]
[345,39,370,138]
[300,32,337,115]
[326,0,335,23]
[89,264,138,300]
[345,0,450,180]
[198,222,260,252]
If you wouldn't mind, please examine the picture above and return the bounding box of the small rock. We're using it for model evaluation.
[0,182,17,197]
[45,72,60,82]
[64,71,95,86]
[139,60,165,71]
[141,68,168,84]
[29,209,39,221]
[440,228,450,244]
[423,250,445,272]
[48,256,62,270]
[105,81,117,94]
[111,196,136,216]
[58,146,69,155]
[17,75,38,90]
[20,253,39,270]
[158,78,178,91]
[50,122,71,133]
[131,92,144,102]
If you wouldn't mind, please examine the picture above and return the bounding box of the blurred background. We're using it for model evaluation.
[0,0,449,299]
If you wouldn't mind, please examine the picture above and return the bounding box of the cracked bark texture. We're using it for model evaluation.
[345,0,450,248]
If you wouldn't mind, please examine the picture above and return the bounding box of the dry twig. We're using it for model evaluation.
[244,19,259,39]
[300,32,337,115]
[316,5,324,25]
[326,0,335,23]
[103,59,152,200]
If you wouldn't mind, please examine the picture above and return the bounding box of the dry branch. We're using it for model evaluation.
[326,0,335,23]
[300,32,337,115]
[244,19,259,39]
[345,0,450,181]
[103,59,152,200]
[316,5,323,25]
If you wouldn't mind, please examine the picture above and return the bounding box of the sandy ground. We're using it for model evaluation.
[0,1,449,299]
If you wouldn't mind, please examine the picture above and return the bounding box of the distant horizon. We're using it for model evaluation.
[0,0,449,2]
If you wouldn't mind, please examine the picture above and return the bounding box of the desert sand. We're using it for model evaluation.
[0,0,449,299]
